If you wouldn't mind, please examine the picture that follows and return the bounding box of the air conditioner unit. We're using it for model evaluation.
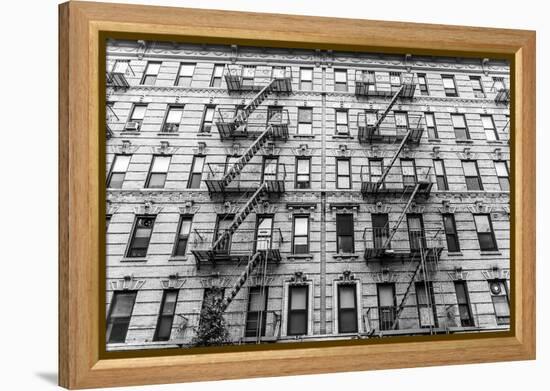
[125,121,141,131]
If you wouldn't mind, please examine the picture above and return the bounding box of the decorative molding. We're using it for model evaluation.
[160,274,187,290]
[110,275,145,291]
[407,201,425,214]
[109,140,139,155]
[481,267,510,281]
[286,202,317,219]
[193,142,207,155]
[447,267,469,281]
[457,147,477,160]
[431,146,441,159]
[150,141,178,155]
[255,201,279,215]
[106,200,120,215]
[366,202,392,214]
[338,270,356,281]
[134,200,163,215]
[467,200,493,214]
[332,144,353,157]
[214,202,241,215]
[200,275,232,288]
[288,271,308,284]
[329,202,360,216]
[247,275,274,287]
[230,44,238,63]
[372,269,398,283]
[438,200,457,214]
[178,200,200,215]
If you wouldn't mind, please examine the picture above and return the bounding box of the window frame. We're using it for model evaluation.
[175,62,196,87]
[473,213,498,251]
[199,105,216,133]
[140,61,161,85]
[442,213,460,253]
[425,112,438,139]
[125,215,156,258]
[299,67,313,91]
[145,155,171,189]
[287,284,309,336]
[336,213,355,254]
[415,281,438,328]
[172,215,193,257]
[187,155,205,189]
[488,279,510,325]
[417,73,429,95]
[106,291,137,344]
[297,107,313,135]
[481,114,499,141]
[451,113,470,140]
[462,160,483,191]
[107,154,131,189]
[153,289,179,342]
[454,281,475,327]
[295,157,311,189]
[292,215,310,254]
[337,283,358,334]
[336,157,352,189]
[334,68,348,92]
[433,158,448,190]
[377,283,396,331]
[128,103,147,128]
[335,109,349,135]
[442,74,458,97]
[161,105,184,133]
[245,286,269,338]
[494,160,510,191]
[470,75,485,98]
[261,156,279,182]
[209,64,225,87]
[400,158,417,186]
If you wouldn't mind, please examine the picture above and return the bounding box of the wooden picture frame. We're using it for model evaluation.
[59,1,536,389]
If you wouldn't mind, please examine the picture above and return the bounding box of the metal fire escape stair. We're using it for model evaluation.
[234,79,278,125]
[381,183,421,249]
[372,84,405,130]
[218,126,273,190]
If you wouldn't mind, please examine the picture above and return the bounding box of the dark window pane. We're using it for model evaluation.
[465,177,482,190]
[188,173,202,188]
[108,173,125,189]
[339,310,357,333]
[108,321,130,343]
[147,173,167,188]
[288,312,307,335]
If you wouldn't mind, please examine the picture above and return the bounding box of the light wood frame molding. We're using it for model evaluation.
[59,1,536,389]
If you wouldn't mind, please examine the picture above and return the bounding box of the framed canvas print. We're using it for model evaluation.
[59,1,535,389]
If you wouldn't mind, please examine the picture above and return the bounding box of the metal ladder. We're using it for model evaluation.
[234,79,278,124]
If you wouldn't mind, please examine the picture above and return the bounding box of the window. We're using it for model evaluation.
[336,158,351,189]
[245,287,269,338]
[141,61,161,85]
[425,112,438,139]
[287,285,308,335]
[255,216,273,251]
[242,65,256,87]
[442,213,460,252]
[390,72,401,92]
[368,158,383,184]
[462,160,483,190]
[262,157,278,182]
[106,291,137,343]
[292,215,309,254]
[295,158,311,189]
[481,115,499,141]
[400,159,417,186]
[267,106,283,125]
[209,64,224,87]
[336,214,354,253]
[200,288,225,327]
[126,216,155,258]
[154,290,179,341]
[173,216,192,256]
[470,76,485,98]
[418,73,429,95]
[492,76,506,91]
[451,114,470,140]
[213,215,233,254]
[107,154,131,189]
[335,110,349,135]
[394,111,409,134]
[489,280,509,325]
[338,284,358,333]
[442,75,458,96]
[297,108,313,135]
[200,105,216,133]
[175,63,195,87]
[372,213,389,249]
[299,68,313,90]
[162,105,183,133]
[334,69,348,92]
[187,155,205,189]
[377,283,396,331]
[454,281,474,327]
[433,159,448,190]
[146,155,171,188]
[495,161,509,191]
[407,214,426,250]
[127,104,147,130]
[415,281,438,327]
[365,110,378,128]
[473,214,498,251]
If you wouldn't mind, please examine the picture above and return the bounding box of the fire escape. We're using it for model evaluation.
[191,65,292,315]
[356,69,444,333]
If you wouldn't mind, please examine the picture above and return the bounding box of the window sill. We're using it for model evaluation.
[331,135,354,140]
[169,256,188,262]
[287,254,314,261]
[120,131,141,136]
[455,139,474,144]
[332,253,359,260]
[156,132,179,137]
[446,252,463,257]
[480,250,502,256]
[487,140,505,144]
[196,133,213,137]
[120,257,148,263]
[427,138,441,143]
[292,134,316,139]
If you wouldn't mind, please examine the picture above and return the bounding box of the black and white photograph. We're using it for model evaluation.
[104,39,511,351]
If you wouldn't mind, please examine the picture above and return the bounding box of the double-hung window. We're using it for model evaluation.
[336,214,354,253]
[470,76,485,98]
[418,73,429,95]
[162,105,183,133]
[106,291,137,343]
[154,290,179,341]
[481,115,499,141]
[335,110,349,135]
[416,281,438,327]
[489,280,509,325]
[141,61,161,85]
[334,69,348,92]
[173,216,193,256]
[336,158,351,189]
[295,158,311,189]
[454,281,474,327]
[433,159,448,190]
[187,155,205,189]
[337,284,358,333]
[175,63,195,87]
[287,285,308,335]
[495,161,509,191]
[425,112,438,139]
[146,155,171,188]
[442,75,458,96]
[442,213,460,252]
[126,216,155,258]
[209,64,224,87]
[297,108,313,135]
[245,287,269,337]
[292,216,309,254]
[473,214,498,251]
[462,160,483,190]
[299,68,313,90]
[451,114,470,140]
[200,105,216,133]
[107,154,131,189]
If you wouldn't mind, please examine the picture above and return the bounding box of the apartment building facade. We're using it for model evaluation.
[105,40,510,351]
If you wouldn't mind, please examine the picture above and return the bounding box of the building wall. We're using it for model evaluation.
[105,40,510,350]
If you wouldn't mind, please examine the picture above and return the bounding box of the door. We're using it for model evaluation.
[372,213,390,249]
[255,216,273,251]
[407,214,426,250]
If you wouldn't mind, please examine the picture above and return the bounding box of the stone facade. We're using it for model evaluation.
[105,40,510,351]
